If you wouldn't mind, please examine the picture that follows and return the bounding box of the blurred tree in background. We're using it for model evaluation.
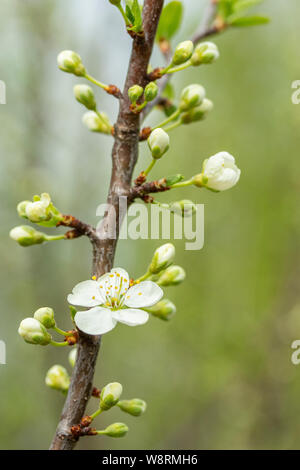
[0,0,300,449]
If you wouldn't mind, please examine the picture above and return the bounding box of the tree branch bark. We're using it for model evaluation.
[50,0,164,450]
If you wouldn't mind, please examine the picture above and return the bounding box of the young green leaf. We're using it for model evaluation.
[229,15,269,26]
[156,1,183,41]
[233,0,264,13]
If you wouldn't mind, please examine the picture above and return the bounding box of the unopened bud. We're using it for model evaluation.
[109,0,121,5]
[128,85,143,104]
[68,347,77,368]
[45,365,70,393]
[17,201,30,219]
[179,84,206,111]
[149,243,175,274]
[145,299,176,321]
[172,40,194,66]
[148,128,170,159]
[101,422,128,438]
[74,84,96,110]
[100,382,123,411]
[181,99,213,124]
[34,307,55,329]
[157,265,186,287]
[25,193,58,224]
[18,318,52,345]
[144,82,158,102]
[82,111,111,134]
[169,200,197,217]
[9,226,46,247]
[191,41,219,66]
[57,50,86,76]
[118,399,147,417]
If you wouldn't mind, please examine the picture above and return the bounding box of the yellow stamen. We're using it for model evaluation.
[92,275,96,280]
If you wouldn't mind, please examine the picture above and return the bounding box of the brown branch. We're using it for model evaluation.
[49,0,164,450]
[130,178,171,202]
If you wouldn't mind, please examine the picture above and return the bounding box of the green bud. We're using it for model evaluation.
[193,173,208,188]
[68,347,77,368]
[45,365,70,393]
[179,84,206,112]
[74,84,96,110]
[24,193,56,224]
[191,41,219,66]
[100,382,123,411]
[82,111,112,134]
[57,50,86,76]
[17,200,30,219]
[148,128,170,159]
[128,85,144,104]
[117,399,147,417]
[109,0,121,5]
[169,200,197,217]
[145,299,176,321]
[9,226,46,247]
[34,307,55,329]
[149,243,175,274]
[144,82,158,102]
[101,422,128,438]
[157,265,186,287]
[181,99,213,124]
[172,40,194,66]
[18,318,52,345]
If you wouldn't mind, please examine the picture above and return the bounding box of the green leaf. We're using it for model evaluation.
[125,5,135,24]
[165,174,184,186]
[218,0,236,20]
[156,1,183,41]
[233,0,263,13]
[229,15,269,26]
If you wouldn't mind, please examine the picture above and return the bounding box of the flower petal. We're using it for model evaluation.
[112,308,149,326]
[67,280,105,307]
[125,281,163,308]
[74,307,117,335]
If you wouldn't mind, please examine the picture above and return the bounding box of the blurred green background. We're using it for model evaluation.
[0,0,300,450]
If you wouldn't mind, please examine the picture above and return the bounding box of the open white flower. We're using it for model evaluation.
[68,268,163,335]
[203,151,241,191]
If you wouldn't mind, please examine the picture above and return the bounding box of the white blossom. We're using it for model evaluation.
[68,268,163,335]
[203,152,241,191]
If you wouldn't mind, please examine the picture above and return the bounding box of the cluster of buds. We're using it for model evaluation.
[148,244,186,288]
[18,307,56,345]
[134,243,186,321]
[10,193,66,248]
[128,81,159,113]
[168,40,219,72]
[73,381,147,439]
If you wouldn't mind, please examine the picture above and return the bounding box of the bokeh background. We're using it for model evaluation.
[0,0,299,450]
